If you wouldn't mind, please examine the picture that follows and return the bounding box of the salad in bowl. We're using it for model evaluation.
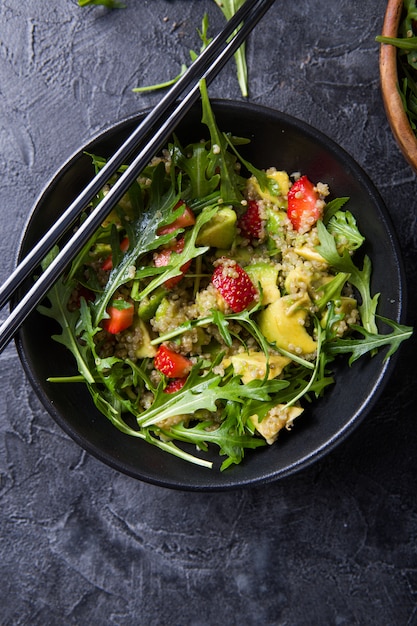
[36,85,412,473]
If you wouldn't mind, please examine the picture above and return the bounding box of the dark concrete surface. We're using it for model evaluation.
[1,1,417,624]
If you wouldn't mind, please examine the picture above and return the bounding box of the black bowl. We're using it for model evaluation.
[15,100,406,490]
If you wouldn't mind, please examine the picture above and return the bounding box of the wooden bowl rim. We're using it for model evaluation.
[380,0,417,170]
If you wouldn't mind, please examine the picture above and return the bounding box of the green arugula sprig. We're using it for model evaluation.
[38,248,94,384]
[172,140,221,201]
[315,220,379,334]
[325,316,413,365]
[133,4,249,98]
[169,412,265,471]
[136,365,288,429]
[78,0,125,8]
[326,208,365,251]
[213,0,248,97]
[133,205,216,302]
[133,14,212,94]
[199,79,246,204]
[76,301,222,467]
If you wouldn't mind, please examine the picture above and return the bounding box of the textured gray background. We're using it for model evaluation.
[1,1,417,625]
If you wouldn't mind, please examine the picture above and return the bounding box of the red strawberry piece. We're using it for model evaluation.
[102,301,134,335]
[212,259,257,313]
[164,377,188,393]
[102,236,129,271]
[153,237,191,289]
[238,200,263,240]
[154,345,192,378]
[157,201,196,235]
[287,176,321,232]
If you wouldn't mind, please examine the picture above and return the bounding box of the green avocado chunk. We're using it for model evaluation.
[196,207,237,248]
[258,294,317,355]
[246,262,280,305]
[265,207,287,236]
[138,287,168,321]
[135,319,157,359]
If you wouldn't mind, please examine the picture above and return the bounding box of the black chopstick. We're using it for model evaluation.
[0,0,271,312]
[0,0,275,354]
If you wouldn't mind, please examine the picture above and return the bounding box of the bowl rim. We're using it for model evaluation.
[14,99,407,490]
[380,0,417,171]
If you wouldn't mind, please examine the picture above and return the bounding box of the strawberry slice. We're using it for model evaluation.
[157,201,195,235]
[154,345,192,378]
[164,377,188,393]
[153,237,191,289]
[238,200,263,240]
[212,259,257,313]
[287,176,321,232]
[102,300,134,335]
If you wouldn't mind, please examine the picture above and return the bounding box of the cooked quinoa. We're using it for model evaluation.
[80,166,359,433]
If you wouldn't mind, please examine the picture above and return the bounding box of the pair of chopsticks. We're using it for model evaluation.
[0,0,275,354]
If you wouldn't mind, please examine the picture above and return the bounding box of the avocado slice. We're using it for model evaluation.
[320,296,358,332]
[284,267,314,294]
[135,318,157,358]
[226,351,291,384]
[248,170,290,208]
[246,262,280,305]
[196,207,237,249]
[266,208,287,237]
[138,287,168,321]
[250,405,304,444]
[294,245,328,265]
[258,294,317,355]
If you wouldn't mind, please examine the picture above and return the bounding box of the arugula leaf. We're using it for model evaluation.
[171,138,221,201]
[327,209,365,251]
[135,204,217,301]
[169,413,266,471]
[325,317,413,365]
[224,133,272,194]
[315,272,350,312]
[91,163,178,323]
[213,0,248,97]
[132,66,188,94]
[133,14,212,94]
[200,79,245,204]
[322,197,350,222]
[78,0,125,7]
[38,248,95,384]
[315,220,379,334]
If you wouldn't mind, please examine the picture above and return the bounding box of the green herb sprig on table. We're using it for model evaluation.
[133,1,249,97]
[78,0,250,96]
[78,0,125,8]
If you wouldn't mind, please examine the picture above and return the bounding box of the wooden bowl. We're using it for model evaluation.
[380,0,417,171]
